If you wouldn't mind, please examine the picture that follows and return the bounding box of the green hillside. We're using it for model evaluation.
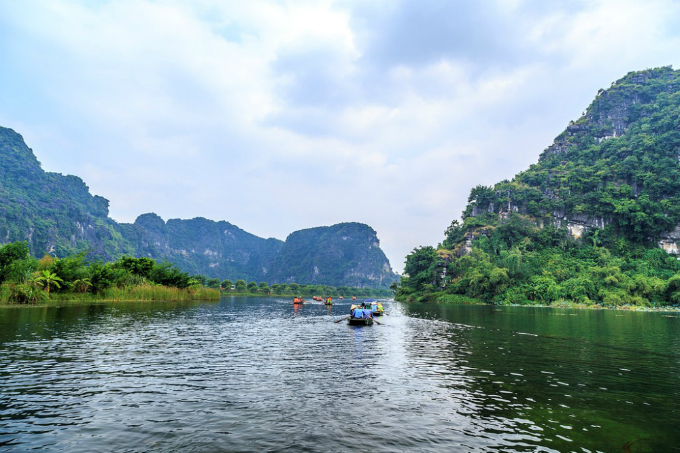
[268,223,397,288]
[398,67,680,306]
[0,127,397,288]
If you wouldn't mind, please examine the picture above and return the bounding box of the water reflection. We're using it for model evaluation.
[1,299,679,451]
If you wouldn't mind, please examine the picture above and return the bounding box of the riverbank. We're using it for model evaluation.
[397,292,680,312]
[0,284,220,306]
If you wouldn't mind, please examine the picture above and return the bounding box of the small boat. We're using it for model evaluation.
[362,299,384,316]
[348,306,374,325]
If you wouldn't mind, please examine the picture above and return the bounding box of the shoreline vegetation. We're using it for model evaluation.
[0,241,391,306]
[398,290,680,312]
[395,69,680,311]
[218,281,392,299]
[0,241,222,306]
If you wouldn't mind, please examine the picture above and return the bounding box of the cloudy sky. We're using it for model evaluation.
[1,0,679,271]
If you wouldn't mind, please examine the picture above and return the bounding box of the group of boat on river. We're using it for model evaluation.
[347,299,384,325]
[292,296,385,325]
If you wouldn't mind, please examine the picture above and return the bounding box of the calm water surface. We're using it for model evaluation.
[1,298,679,452]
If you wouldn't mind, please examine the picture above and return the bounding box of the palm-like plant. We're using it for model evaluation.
[72,278,92,293]
[34,270,64,296]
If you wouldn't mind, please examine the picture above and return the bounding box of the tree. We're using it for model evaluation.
[118,256,155,279]
[206,278,221,289]
[234,280,247,292]
[247,281,258,292]
[34,270,64,296]
[403,246,440,292]
[72,278,92,293]
[0,241,31,283]
[258,282,270,293]
[443,220,463,248]
[221,279,233,290]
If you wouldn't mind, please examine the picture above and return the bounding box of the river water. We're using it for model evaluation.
[1,297,679,452]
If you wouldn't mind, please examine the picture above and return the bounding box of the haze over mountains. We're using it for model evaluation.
[0,127,397,288]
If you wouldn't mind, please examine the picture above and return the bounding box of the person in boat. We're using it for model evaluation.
[326,296,332,304]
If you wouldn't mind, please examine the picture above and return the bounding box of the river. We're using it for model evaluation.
[1,297,679,452]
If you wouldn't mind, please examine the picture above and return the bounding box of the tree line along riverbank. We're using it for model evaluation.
[0,241,392,305]
[0,241,220,304]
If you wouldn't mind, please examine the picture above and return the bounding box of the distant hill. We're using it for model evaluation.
[0,126,397,288]
[268,223,396,288]
[399,67,680,306]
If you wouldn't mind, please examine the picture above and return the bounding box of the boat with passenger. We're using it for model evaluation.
[362,299,384,316]
[348,304,374,325]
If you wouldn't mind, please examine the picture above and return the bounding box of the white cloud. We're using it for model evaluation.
[1,0,680,271]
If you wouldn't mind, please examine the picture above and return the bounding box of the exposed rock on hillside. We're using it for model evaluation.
[0,126,397,287]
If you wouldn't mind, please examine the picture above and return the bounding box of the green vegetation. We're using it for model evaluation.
[397,67,680,308]
[0,128,397,287]
[220,281,392,298]
[0,241,220,304]
[267,222,398,288]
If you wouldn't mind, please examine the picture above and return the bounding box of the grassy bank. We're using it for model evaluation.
[1,283,220,305]
[395,292,680,311]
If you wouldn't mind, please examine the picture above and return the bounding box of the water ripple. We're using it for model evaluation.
[1,299,679,451]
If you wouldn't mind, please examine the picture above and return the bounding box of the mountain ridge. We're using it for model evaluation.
[0,126,397,288]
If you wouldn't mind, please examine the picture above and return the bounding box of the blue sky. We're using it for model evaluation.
[1,0,680,272]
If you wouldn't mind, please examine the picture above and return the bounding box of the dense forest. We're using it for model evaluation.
[397,67,680,307]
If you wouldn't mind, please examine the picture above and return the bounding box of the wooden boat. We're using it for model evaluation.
[348,307,374,325]
[362,299,384,316]
[348,317,373,326]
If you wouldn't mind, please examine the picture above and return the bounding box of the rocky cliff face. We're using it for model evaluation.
[119,213,284,281]
[0,126,135,259]
[267,223,397,288]
[0,126,397,287]
[460,67,680,254]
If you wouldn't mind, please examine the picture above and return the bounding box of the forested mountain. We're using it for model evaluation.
[268,223,397,288]
[399,67,680,306]
[0,126,397,287]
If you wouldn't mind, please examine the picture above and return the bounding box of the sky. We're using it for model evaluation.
[1,0,680,272]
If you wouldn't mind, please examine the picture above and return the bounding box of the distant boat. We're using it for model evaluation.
[363,299,384,316]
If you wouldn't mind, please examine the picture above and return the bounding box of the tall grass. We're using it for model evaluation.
[2,283,220,305]
[98,284,220,302]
